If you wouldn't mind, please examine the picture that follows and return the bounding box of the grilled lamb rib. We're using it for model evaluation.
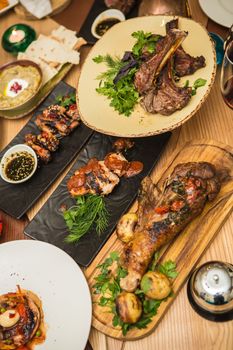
[120,162,221,292]
[141,60,192,115]
[134,28,187,95]
[166,19,206,77]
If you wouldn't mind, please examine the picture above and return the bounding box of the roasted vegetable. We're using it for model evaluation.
[116,291,142,324]
[116,213,138,243]
[140,271,171,300]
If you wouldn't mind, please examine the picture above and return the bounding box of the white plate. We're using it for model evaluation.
[199,0,233,28]
[78,16,216,137]
[0,240,92,350]
[0,0,18,15]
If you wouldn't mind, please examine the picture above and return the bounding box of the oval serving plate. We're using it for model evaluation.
[77,15,216,137]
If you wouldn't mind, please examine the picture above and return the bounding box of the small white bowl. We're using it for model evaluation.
[0,144,38,184]
[91,9,125,39]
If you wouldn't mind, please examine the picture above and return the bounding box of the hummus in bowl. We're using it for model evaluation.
[0,60,42,110]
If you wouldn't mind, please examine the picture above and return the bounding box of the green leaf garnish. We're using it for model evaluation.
[192,78,207,95]
[131,31,160,57]
[93,252,178,336]
[64,194,109,244]
[55,92,76,108]
[157,260,178,279]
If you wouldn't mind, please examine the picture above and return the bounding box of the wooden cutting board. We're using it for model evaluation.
[85,139,233,340]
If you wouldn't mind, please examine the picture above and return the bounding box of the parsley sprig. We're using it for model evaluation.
[131,31,161,57]
[55,92,76,108]
[93,251,178,335]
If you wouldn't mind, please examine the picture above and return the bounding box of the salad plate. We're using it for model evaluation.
[77,15,216,137]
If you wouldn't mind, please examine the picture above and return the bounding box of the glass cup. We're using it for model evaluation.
[220,40,233,109]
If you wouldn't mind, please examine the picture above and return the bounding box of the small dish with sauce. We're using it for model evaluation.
[0,144,37,184]
[91,9,125,39]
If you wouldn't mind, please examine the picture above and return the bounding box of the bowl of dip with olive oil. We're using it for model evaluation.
[0,144,37,184]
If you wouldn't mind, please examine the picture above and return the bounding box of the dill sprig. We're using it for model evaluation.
[64,194,109,244]
[93,54,125,81]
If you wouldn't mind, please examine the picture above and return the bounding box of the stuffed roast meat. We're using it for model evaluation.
[120,162,221,292]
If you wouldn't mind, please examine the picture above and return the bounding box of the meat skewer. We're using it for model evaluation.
[120,162,221,292]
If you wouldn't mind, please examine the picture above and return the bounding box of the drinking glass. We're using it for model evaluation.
[220,40,233,109]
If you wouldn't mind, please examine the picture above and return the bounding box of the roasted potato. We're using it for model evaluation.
[116,213,138,243]
[116,291,142,324]
[140,271,171,300]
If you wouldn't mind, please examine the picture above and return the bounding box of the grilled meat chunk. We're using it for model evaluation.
[25,133,52,163]
[134,29,187,95]
[66,103,80,121]
[120,162,221,292]
[36,112,71,137]
[113,138,135,152]
[37,131,59,152]
[141,60,192,115]
[166,19,206,77]
[67,158,120,197]
[0,291,40,349]
[67,153,143,197]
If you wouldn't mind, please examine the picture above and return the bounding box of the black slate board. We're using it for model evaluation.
[78,0,140,44]
[0,82,93,219]
[24,131,171,266]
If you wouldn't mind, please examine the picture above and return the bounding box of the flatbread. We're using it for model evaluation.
[51,25,79,49]
[25,34,80,65]
[17,26,86,85]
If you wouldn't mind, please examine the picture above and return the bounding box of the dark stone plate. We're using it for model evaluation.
[24,131,171,266]
[0,81,93,219]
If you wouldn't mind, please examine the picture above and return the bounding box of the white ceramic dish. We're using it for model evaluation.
[0,143,38,184]
[91,9,125,39]
[0,240,92,350]
[199,0,233,28]
[0,0,18,15]
[78,15,216,137]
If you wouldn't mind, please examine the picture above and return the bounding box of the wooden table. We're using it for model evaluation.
[0,1,233,349]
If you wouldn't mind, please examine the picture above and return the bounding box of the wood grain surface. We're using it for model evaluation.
[0,1,233,350]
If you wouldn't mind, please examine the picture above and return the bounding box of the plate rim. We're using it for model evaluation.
[199,0,233,28]
[77,15,217,138]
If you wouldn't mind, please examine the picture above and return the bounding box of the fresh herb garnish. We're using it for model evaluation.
[55,92,76,108]
[131,31,160,57]
[64,194,109,243]
[192,78,207,95]
[93,54,125,81]
[93,30,161,117]
[158,260,179,279]
[96,67,139,116]
[93,251,178,335]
